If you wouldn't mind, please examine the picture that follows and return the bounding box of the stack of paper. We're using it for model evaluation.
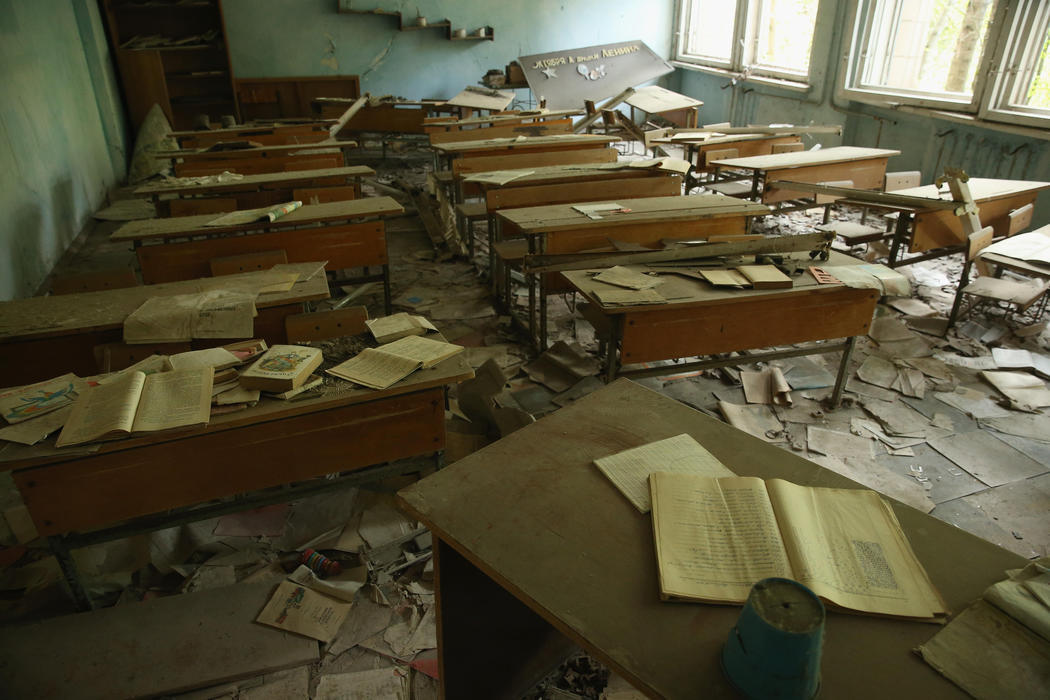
[124,290,258,343]
[593,266,662,290]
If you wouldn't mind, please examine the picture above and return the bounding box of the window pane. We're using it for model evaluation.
[683,0,739,62]
[860,0,995,98]
[1021,23,1050,108]
[753,0,819,74]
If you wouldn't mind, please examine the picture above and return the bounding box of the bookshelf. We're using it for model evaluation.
[101,0,238,130]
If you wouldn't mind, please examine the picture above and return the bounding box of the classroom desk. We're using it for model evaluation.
[397,378,1024,699]
[470,164,686,272]
[134,166,374,216]
[431,133,620,171]
[1,351,473,609]
[157,141,354,177]
[564,251,877,403]
[709,146,900,204]
[839,178,1050,266]
[110,198,403,308]
[495,194,771,349]
[424,109,583,131]
[0,270,329,386]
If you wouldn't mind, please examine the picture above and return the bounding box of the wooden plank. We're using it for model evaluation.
[285,306,369,343]
[545,217,746,255]
[768,180,960,210]
[209,249,288,276]
[711,146,900,170]
[434,134,617,155]
[452,148,619,175]
[398,379,1015,699]
[168,197,238,217]
[175,154,344,177]
[344,103,431,133]
[293,185,357,204]
[135,166,373,196]
[619,286,877,363]
[428,119,572,144]
[762,158,890,203]
[486,175,681,212]
[112,197,403,242]
[137,221,386,284]
[0,581,318,700]
[15,388,444,536]
[51,269,139,296]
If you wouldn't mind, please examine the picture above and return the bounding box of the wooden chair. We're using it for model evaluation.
[704,148,753,197]
[946,226,1050,331]
[209,250,288,277]
[51,268,139,295]
[876,171,923,230]
[1007,203,1034,236]
[285,306,369,343]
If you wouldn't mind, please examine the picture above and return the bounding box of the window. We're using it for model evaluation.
[844,0,1050,129]
[675,0,820,81]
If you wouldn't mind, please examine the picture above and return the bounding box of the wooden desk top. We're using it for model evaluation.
[468,163,682,190]
[895,178,1050,203]
[563,250,864,313]
[155,141,351,161]
[653,132,798,146]
[169,121,334,139]
[710,146,900,171]
[496,194,770,234]
[133,166,375,196]
[111,197,404,243]
[0,269,330,344]
[432,133,618,155]
[427,109,583,128]
[398,378,1021,699]
[0,352,473,471]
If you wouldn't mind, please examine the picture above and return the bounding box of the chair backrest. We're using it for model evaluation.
[1008,203,1034,236]
[285,306,369,343]
[967,226,995,261]
[884,171,921,192]
[209,249,288,276]
[705,147,739,163]
[815,180,853,205]
[771,142,804,154]
[51,268,139,295]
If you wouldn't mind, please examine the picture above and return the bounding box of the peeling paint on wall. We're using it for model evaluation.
[321,32,339,72]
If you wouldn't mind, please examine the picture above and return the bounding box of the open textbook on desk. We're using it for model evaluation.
[650,473,948,621]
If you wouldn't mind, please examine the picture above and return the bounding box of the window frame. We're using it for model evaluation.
[840,0,1050,129]
[673,0,819,83]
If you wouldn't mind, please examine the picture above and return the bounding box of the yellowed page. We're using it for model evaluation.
[594,434,734,512]
[56,372,145,447]
[192,290,257,339]
[255,580,352,643]
[378,335,464,369]
[131,367,213,433]
[327,348,420,389]
[768,478,947,620]
[365,313,425,344]
[650,473,792,603]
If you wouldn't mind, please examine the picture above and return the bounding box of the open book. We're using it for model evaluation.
[327,335,463,390]
[650,473,948,621]
[56,367,213,447]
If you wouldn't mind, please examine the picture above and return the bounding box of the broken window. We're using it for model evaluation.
[675,0,820,81]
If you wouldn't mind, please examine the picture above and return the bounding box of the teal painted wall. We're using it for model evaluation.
[222,0,674,102]
[673,0,1050,223]
[0,0,127,301]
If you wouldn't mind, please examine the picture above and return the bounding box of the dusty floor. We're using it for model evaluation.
[1,141,1048,699]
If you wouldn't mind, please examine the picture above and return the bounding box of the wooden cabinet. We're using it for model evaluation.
[101,0,238,130]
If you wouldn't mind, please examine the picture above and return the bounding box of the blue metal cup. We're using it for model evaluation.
[721,577,825,699]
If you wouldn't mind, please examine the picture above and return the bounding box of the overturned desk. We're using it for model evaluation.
[110,198,404,310]
[0,268,329,386]
[1,351,473,609]
[708,146,900,206]
[565,250,878,403]
[496,194,771,348]
[397,378,1022,699]
[134,165,374,216]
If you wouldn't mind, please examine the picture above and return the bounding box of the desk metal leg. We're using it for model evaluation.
[831,336,857,407]
[887,213,911,267]
[49,536,94,612]
[605,316,622,382]
[382,264,392,315]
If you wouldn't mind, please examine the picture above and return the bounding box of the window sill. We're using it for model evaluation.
[671,60,812,94]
